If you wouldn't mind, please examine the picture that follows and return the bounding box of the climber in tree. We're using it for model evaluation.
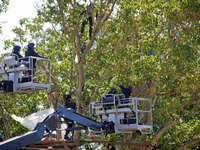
[80,3,98,39]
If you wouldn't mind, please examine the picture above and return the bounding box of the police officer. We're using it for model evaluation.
[25,43,44,58]
[11,45,23,62]
[24,43,46,82]
[119,83,133,98]
[25,43,45,68]
[63,93,76,140]
[64,93,76,110]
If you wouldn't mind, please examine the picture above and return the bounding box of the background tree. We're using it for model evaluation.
[0,0,199,149]
[0,0,9,38]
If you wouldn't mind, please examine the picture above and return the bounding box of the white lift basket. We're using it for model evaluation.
[90,94,153,134]
[0,53,51,94]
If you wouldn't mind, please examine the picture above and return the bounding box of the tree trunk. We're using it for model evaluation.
[139,70,163,144]
[73,62,84,146]
[57,121,62,140]
[0,104,12,139]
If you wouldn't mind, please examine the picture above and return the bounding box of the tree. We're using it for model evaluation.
[0,0,9,37]
[1,0,199,149]
[0,0,9,13]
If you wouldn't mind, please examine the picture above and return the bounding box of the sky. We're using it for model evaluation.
[0,0,40,54]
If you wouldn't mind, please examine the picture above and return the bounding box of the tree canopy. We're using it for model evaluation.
[0,0,199,149]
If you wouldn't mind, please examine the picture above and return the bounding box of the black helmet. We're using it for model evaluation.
[108,87,117,94]
[13,45,21,52]
[28,43,35,48]
[127,85,133,91]
[63,93,71,99]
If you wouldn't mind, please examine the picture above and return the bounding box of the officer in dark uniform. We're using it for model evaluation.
[11,45,23,62]
[25,43,45,68]
[119,83,134,119]
[64,93,76,110]
[24,43,46,82]
[25,43,44,58]
[119,83,133,98]
[63,93,76,140]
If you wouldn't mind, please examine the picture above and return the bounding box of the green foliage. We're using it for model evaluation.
[0,0,9,13]
[0,0,199,149]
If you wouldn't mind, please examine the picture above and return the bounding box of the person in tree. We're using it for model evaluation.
[119,83,133,98]
[80,3,98,39]
[11,45,23,62]
[63,93,76,140]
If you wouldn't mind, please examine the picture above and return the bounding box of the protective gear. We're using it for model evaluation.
[28,43,35,48]
[63,93,71,100]
[12,45,23,62]
[13,45,21,52]
[25,45,45,68]
[25,49,44,58]
[24,44,46,82]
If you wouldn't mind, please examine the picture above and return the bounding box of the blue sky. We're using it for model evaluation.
[0,0,39,54]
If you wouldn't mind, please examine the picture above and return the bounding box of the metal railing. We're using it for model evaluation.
[90,94,153,134]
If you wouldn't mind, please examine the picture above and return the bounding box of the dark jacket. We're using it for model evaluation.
[25,48,44,58]
[65,99,76,109]
[25,48,44,68]
[119,84,132,98]
[12,50,23,62]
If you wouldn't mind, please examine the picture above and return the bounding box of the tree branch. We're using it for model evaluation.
[175,138,200,150]
[157,89,194,97]
[148,119,182,150]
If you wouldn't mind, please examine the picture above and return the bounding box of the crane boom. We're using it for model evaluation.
[0,107,115,150]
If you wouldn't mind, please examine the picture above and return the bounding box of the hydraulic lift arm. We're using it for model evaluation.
[0,107,114,150]
[55,107,114,131]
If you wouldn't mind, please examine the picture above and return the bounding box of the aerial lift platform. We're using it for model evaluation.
[0,53,51,94]
[90,94,153,134]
